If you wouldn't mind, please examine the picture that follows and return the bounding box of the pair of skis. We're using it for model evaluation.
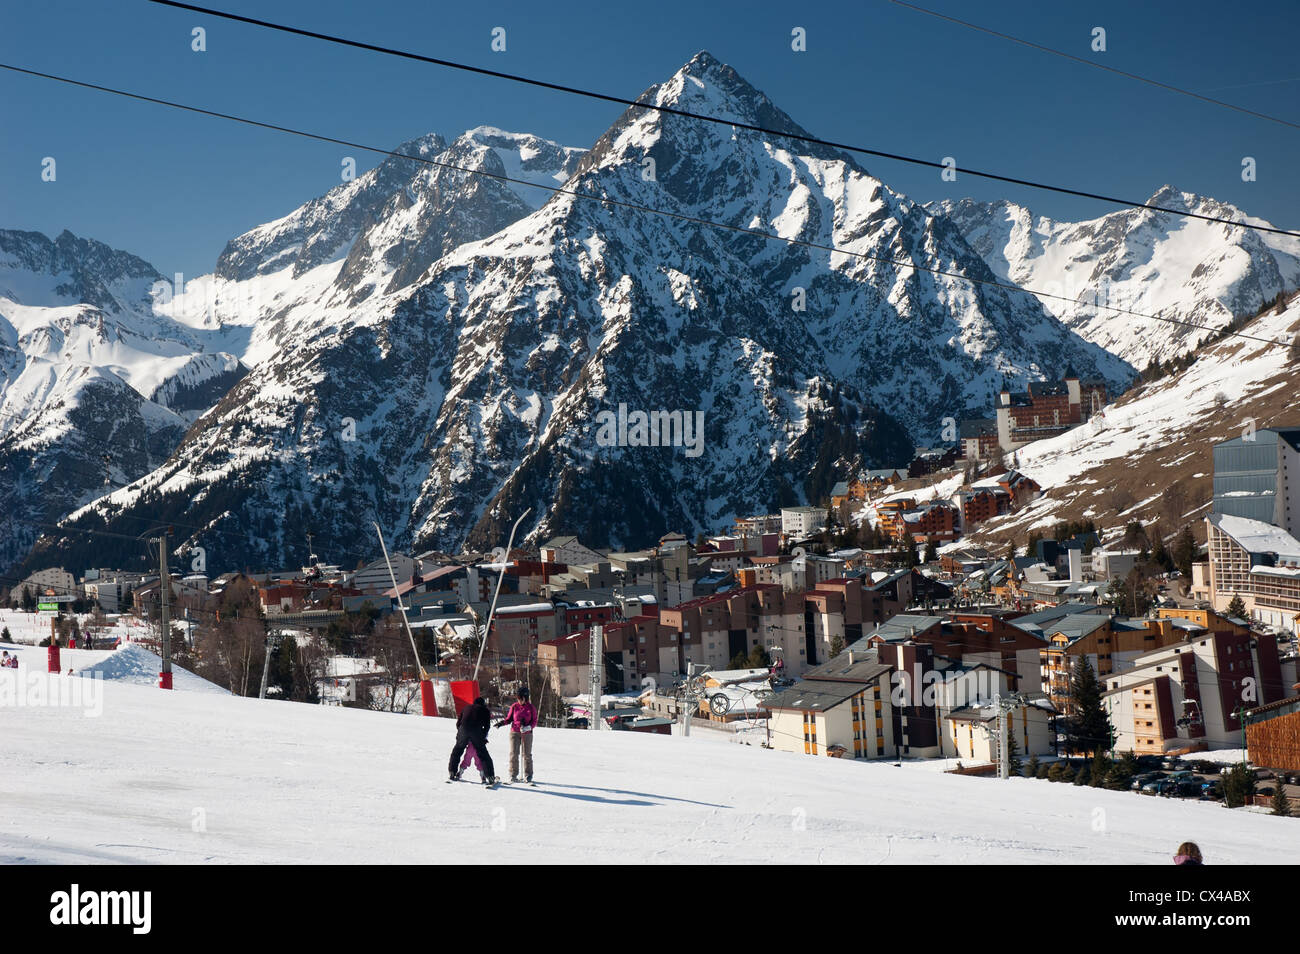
[446,776,537,787]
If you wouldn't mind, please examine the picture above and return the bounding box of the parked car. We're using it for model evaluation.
[1175,780,1202,798]
[1166,770,1195,782]
[1140,780,1164,795]
[1201,780,1223,799]
[1131,772,1161,791]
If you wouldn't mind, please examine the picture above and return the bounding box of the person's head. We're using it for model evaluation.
[517,687,530,701]
[474,696,486,707]
[1174,842,1203,865]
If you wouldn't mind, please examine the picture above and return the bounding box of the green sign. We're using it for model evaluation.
[37,602,59,612]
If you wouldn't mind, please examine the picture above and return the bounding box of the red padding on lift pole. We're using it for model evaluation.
[451,679,479,715]
[420,679,438,716]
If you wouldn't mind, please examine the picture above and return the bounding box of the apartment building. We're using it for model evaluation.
[995,375,1107,452]
[1212,426,1300,535]
[1102,610,1293,754]
[780,506,828,538]
[1205,512,1300,635]
[656,585,804,675]
[764,648,898,759]
[1034,613,1187,712]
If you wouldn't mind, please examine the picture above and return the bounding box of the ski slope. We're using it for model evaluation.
[2,660,1292,865]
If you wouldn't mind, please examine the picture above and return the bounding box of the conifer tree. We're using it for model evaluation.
[1090,752,1110,787]
[1069,656,1112,757]
[1225,595,1248,619]
[1223,763,1256,808]
[1172,527,1198,578]
[1271,781,1291,817]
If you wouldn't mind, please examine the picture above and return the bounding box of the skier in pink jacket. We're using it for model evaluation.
[495,687,538,783]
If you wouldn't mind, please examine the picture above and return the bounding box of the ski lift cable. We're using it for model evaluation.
[145,0,1300,223]
[0,61,1291,352]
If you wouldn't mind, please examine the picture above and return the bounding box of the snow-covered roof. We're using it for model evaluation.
[703,668,770,684]
[1210,513,1300,559]
[1252,563,1300,579]
[493,602,557,615]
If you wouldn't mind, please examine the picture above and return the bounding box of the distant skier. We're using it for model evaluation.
[496,686,538,783]
[449,697,497,785]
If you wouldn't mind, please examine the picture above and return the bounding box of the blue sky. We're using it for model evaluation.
[2,0,1297,278]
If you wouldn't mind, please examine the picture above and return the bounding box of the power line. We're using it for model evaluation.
[142,0,1300,239]
[884,0,1300,131]
[0,63,1292,353]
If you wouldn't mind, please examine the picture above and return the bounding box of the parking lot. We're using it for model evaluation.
[1127,758,1298,804]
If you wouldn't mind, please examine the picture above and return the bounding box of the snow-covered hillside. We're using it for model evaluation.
[0,641,225,694]
[0,662,1286,864]
[933,189,1300,368]
[910,291,1300,541]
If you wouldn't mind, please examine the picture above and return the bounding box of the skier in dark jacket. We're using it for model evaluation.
[449,697,497,784]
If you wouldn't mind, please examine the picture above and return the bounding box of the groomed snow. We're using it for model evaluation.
[0,670,1290,864]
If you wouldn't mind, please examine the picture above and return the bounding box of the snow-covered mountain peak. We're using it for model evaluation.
[932,189,1300,367]
[656,51,807,132]
[641,51,811,141]
[450,126,585,210]
[0,228,162,316]
[1147,183,1195,208]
